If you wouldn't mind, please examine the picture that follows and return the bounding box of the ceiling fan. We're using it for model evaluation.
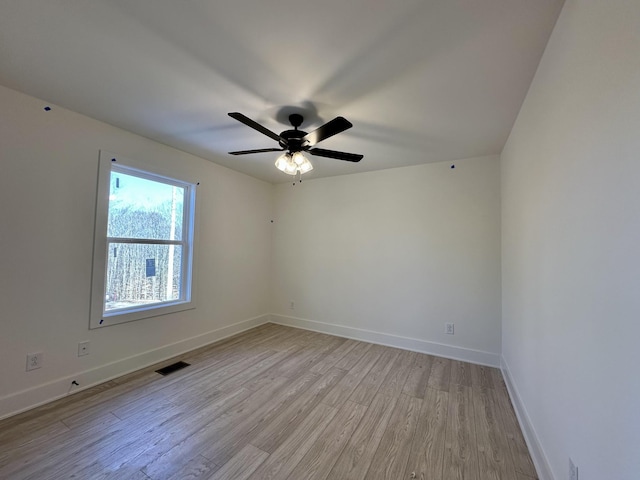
[228,112,363,178]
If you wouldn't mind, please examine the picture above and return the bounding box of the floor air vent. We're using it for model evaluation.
[155,361,190,376]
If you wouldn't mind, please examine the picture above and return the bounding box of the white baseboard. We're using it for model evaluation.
[0,314,271,421]
[270,314,501,367]
[501,356,554,480]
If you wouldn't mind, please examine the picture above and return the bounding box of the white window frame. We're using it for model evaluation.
[90,151,197,328]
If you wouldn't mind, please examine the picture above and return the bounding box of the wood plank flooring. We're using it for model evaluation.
[0,324,537,479]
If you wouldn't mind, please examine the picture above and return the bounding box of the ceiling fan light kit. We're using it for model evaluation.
[228,111,363,181]
[275,151,313,176]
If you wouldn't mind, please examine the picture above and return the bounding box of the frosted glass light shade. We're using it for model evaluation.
[292,151,306,165]
[298,155,313,174]
[275,153,293,172]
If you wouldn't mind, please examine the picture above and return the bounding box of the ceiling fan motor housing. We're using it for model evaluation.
[278,113,307,152]
[280,129,308,152]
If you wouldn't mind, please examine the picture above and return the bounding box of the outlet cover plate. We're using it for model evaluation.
[445,323,455,335]
[26,352,43,371]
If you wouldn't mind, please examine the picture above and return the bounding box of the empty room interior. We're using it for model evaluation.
[0,1,638,479]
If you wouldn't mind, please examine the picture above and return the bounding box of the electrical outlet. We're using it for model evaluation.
[78,341,90,357]
[289,300,295,310]
[445,323,455,335]
[569,458,578,480]
[26,352,43,371]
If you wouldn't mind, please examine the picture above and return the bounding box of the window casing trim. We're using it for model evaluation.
[89,151,197,329]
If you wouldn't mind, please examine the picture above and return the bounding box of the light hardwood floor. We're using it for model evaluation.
[0,324,537,479]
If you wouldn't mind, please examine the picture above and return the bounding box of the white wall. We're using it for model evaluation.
[501,1,640,479]
[271,156,502,365]
[0,85,273,418]
[0,84,502,418]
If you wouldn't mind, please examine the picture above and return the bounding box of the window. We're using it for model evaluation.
[90,151,197,328]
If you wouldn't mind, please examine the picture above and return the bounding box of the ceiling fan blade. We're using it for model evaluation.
[309,148,363,162]
[228,112,284,144]
[303,117,353,146]
[229,148,285,155]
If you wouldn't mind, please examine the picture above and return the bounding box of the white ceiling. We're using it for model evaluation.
[0,0,564,184]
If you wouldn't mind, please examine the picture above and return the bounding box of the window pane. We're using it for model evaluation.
[105,242,183,312]
[107,171,184,240]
